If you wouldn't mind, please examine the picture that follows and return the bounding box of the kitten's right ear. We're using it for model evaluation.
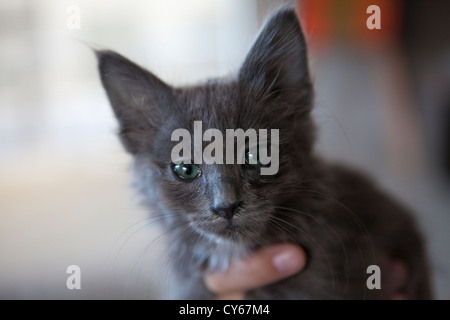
[238,7,312,107]
[96,50,174,154]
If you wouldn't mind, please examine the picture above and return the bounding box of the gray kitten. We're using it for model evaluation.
[96,6,432,299]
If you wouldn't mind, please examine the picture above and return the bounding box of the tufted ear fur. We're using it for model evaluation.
[239,6,312,107]
[97,50,175,154]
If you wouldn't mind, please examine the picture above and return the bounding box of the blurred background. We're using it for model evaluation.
[0,0,449,299]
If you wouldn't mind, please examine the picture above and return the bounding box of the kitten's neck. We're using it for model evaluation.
[171,227,252,273]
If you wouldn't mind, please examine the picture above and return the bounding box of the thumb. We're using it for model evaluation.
[204,243,306,295]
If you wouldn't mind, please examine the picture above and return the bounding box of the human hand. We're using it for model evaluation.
[204,243,306,299]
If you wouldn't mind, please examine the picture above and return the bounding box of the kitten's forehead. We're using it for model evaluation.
[177,80,276,133]
[178,81,243,130]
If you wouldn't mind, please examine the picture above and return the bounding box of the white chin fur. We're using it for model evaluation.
[193,228,251,271]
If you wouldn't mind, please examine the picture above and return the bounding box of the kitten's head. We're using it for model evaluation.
[97,7,314,249]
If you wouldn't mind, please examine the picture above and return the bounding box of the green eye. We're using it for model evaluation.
[245,151,261,167]
[173,163,202,180]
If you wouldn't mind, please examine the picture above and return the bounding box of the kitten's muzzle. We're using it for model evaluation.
[211,201,242,220]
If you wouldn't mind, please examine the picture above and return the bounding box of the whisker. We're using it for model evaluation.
[273,206,350,296]
[124,219,192,299]
[267,213,337,298]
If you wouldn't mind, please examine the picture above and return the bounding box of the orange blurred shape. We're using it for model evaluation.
[297,0,404,48]
[296,0,334,48]
[353,0,404,47]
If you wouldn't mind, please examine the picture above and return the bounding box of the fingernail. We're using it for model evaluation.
[273,249,304,273]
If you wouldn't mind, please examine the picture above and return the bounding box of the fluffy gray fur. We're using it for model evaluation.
[96,6,432,299]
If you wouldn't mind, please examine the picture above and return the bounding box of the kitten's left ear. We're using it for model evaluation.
[96,50,174,154]
[239,6,312,106]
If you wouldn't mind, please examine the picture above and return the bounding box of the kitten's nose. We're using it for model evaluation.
[212,202,241,220]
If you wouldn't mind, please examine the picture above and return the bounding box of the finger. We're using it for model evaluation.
[215,292,245,300]
[390,293,408,300]
[204,243,306,295]
[380,257,409,298]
